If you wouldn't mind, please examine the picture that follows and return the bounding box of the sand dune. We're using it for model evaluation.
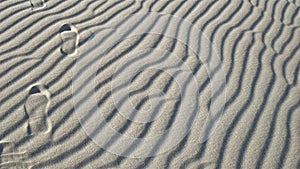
[0,0,299,168]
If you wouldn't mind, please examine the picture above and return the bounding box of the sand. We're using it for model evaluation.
[0,0,299,168]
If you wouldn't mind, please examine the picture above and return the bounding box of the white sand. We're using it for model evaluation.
[0,0,299,168]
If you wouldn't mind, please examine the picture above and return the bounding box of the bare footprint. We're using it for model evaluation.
[24,85,51,136]
[249,0,258,7]
[59,24,79,56]
[0,141,30,168]
[29,0,46,10]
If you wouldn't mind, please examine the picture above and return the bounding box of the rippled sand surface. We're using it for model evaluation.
[0,0,300,168]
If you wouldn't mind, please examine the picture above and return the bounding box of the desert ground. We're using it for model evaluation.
[0,0,300,168]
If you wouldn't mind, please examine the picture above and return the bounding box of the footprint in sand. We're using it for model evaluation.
[249,0,258,7]
[29,0,46,10]
[24,85,52,136]
[0,141,31,168]
[59,24,79,56]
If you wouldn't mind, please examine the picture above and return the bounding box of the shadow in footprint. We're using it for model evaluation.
[29,86,40,95]
[25,84,52,136]
[30,0,46,10]
[59,24,79,56]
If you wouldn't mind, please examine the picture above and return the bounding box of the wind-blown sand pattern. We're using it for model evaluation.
[0,0,299,168]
